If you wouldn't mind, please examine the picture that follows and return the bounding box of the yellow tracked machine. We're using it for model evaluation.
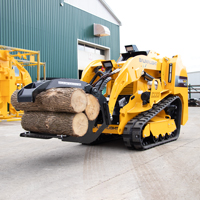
[19,45,188,150]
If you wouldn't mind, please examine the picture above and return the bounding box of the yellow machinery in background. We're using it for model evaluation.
[0,45,46,120]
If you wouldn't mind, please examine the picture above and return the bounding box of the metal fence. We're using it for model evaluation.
[188,84,200,99]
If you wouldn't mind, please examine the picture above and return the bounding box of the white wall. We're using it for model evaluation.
[188,72,200,85]
[63,0,120,25]
[188,71,200,99]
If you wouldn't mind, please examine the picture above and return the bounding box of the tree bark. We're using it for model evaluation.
[21,112,88,137]
[11,88,87,113]
[11,90,41,112]
[85,94,100,121]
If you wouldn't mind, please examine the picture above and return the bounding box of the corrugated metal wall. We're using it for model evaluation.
[0,0,120,81]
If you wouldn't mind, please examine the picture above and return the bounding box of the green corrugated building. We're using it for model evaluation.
[0,0,121,81]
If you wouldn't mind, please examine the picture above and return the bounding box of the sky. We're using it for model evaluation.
[105,0,200,72]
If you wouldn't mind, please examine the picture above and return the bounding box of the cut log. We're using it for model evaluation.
[38,88,87,113]
[85,94,100,121]
[11,90,41,112]
[21,112,88,137]
[11,88,87,113]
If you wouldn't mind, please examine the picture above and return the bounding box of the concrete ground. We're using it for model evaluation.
[0,107,200,200]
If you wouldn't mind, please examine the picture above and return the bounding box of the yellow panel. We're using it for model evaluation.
[149,119,176,138]
[143,124,150,138]
[30,55,35,62]
[93,124,119,134]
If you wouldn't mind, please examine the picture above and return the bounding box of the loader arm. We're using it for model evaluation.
[109,55,159,115]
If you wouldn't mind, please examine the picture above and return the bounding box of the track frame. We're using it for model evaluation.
[123,95,182,150]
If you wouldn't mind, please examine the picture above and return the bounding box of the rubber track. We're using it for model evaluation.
[123,96,180,150]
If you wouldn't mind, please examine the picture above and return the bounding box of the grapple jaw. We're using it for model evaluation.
[19,79,111,144]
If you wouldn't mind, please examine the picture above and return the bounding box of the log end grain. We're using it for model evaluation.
[71,89,87,113]
[72,112,88,137]
[85,94,100,121]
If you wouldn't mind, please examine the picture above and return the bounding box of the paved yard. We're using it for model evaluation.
[0,107,200,200]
